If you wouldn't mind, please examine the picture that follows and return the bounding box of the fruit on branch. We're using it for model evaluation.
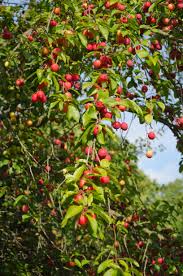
[2,27,12,39]
[16,79,25,87]
[148,131,156,140]
[21,205,29,213]
[53,7,61,15]
[176,117,183,128]
[93,125,100,136]
[67,261,76,267]
[32,90,47,103]
[177,2,183,9]
[74,193,83,203]
[98,73,109,83]
[50,63,60,72]
[93,60,102,69]
[78,215,88,225]
[26,120,33,127]
[85,103,93,110]
[98,148,108,159]
[168,3,175,11]
[38,179,44,185]
[54,139,62,146]
[45,165,51,172]
[95,101,104,110]
[100,176,110,184]
[91,213,97,219]
[142,85,148,93]
[27,35,33,42]
[79,178,86,188]
[157,257,164,264]
[83,169,94,179]
[146,150,153,158]
[42,47,50,56]
[105,154,111,161]
[123,222,129,229]
[121,122,128,131]
[85,146,93,155]
[136,241,144,248]
[63,82,72,90]
[120,17,128,23]
[50,20,58,27]
[127,60,134,68]
[65,74,73,82]
[117,86,123,94]
[143,1,151,12]
[112,121,121,129]
[124,37,131,45]
[116,3,126,11]
[162,18,170,25]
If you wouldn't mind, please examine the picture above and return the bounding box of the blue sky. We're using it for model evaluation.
[124,114,182,184]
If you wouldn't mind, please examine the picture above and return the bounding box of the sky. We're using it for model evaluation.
[123,113,182,184]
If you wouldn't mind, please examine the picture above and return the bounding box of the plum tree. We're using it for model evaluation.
[0,0,183,275]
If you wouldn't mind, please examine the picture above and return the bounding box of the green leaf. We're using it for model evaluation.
[93,205,112,223]
[82,106,97,127]
[100,159,110,168]
[36,69,44,81]
[123,258,139,268]
[97,131,105,145]
[104,268,121,276]
[22,214,31,222]
[48,100,60,117]
[73,165,86,182]
[122,272,132,276]
[0,160,9,168]
[60,52,67,63]
[98,24,109,41]
[94,167,107,176]
[74,258,82,268]
[118,260,129,271]
[110,77,118,91]
[61,191,76,204]
[157,101,165,112]
[81,260,90,266]
[49,101,59,110]
[109,0,118,4]
[98,259,114,273]
[145,114,153,124]
[105,126,118,142]
[148,2,156,12]
[136,50,149,59]
[128,268,142,276]
[87,193,93,206]
[0,187,6,198]
[82,82,93,89]
[86,213,98,237]
[59,101,63,111]
[78,33,88,47]
[67,105,80,122]
[93,185,105,203]
[52,75,60,92]
[80,124,94,144]
[61,205,83,228]
[14,195,27,206]
[127,100,143,117]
